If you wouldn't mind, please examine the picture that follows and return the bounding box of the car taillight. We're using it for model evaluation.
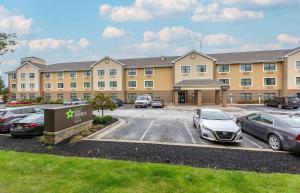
[25,123,39,128]
[296,135,300,142]
[0,115,12,122]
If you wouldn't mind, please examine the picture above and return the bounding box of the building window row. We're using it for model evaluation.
[97,69,118,77]
[240,93,276,102]
[180,65,207,74]
[20,73,35,79]
[218,63,277,73]
[97,81,118,88]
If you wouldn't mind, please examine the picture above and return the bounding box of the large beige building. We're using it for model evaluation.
[6,47,300,106]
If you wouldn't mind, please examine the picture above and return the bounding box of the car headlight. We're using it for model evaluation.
[236,127,241,134]
[202,125,213,133]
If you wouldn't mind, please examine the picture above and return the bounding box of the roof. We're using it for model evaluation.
[119,56,178,68]
[43,61,95,72]
[174,79,228,87]
[172,50,216,63]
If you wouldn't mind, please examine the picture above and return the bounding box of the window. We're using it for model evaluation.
[21,73,26,79]
[196,65,206,73]
[11,84,16,89]
[144,81,154,88]
[144,67,154,76]
[11,93,16,100]
[29,93,35,100]
[21,93,26,99]
[57,93,64,100]
[241,78,252,86]
[70,82,77,89]
[219,79,230,85]
[84,82,91,89]
[110,81,117,88]
[57,83,64,89]
[83,70,91,77]
[296,61,300,69]
[44,72,51,78]
[98,69,105,76]
[45,93,51,100]
[128,81,137,88]
[110,93,117,100]
[218,64,229,72]
[70,71,77,78]
[264,78,276,86]
[240,64,252,72]
[128,93,137,102]
[84,93,91,100]
[264,93,276,101]
[70,93,77,100]
[181,66,190,74]
[264,63,276,71]
[128,68,137,76]
[29,73,35,79]
[29,83,35,89]
[109,69,117,76]
[240,93,252,101]
[57,72,64,78]
[45,83,51,89]
[21,83,26,89]
[98,81,105,88]
[296,77,300,85]
[11,74,16,80]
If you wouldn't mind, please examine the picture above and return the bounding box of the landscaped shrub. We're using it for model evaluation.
[35,97,43,103]
[102,115,112,123]
[93,115,113,125]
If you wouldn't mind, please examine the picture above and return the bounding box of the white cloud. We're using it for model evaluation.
[222,0,294,7]
[212,43,283,53]
[102,26,125,39]
[277,34,300,45]
[0,5,32,35]
[192,2,264,22]
[203,33,240,46]
[99,0,196,22]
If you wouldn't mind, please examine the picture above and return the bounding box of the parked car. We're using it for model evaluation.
[64,98,88,105]
[134,95,152,108]
[193,109,243,142]
[10,113,44,137]
[112,98,124,107]
[264,96,300,109]
[0,106,43,133]
[8,100,32,106]
[151,98,164,108]
[236,112,300,153]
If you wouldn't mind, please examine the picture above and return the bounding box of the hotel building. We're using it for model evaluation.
[6,47,300,106]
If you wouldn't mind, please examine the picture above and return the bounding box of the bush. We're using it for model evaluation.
[93,115,113,125]
[35,97,43,103]
[103,115,112,123]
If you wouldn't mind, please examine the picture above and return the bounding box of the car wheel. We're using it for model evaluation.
[135,106,137,108]
[268,134,282,151]
[293,107,298,109]
[277,104,282,109]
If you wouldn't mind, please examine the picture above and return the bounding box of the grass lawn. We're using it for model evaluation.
[0,150,299,193]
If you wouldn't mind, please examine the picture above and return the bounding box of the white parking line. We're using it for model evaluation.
[139,120,154,141]
[183,122,196,144]
[0,134,10,136]
[243,136,263,148]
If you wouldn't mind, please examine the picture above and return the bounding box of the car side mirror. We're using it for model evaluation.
[195,114,200,119]
[229,116,234,120]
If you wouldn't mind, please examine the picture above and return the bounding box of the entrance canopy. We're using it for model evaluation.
[173,79,229,91]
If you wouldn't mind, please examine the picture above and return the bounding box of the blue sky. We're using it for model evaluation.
[1,0,300,85]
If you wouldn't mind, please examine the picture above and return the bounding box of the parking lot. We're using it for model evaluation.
[92,104,300,150]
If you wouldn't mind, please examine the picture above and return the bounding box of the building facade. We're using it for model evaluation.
[6,47,300,106]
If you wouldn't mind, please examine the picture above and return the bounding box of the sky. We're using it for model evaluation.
[0,0,300,85]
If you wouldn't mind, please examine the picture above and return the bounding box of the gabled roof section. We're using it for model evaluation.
[90,56,125,68]
[283,46,300,57]
[43,61,95,72]
[172,50,217,64]
[15,61,46,71]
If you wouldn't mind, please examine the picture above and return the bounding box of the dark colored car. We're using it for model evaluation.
[11,113,44,137]
[112,98,124,107]
[264,96,300,109]
[151,99,164,108]
[237,112,300,153]
[0,107,43,133]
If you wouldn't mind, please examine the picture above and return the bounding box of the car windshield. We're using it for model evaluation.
[20,114,44,123]
[287,97,299,101]
[281,116,300,127]
[137,96,147,100]
[0,111,7,116]
[201,111,229,120]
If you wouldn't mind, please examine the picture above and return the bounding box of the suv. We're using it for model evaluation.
[264,96,300,109]
[135,95,152,108]
[64,98,88,105]
[0,106,43,133]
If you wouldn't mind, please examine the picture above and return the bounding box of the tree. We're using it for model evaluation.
[0,76,5,94]
[0,33,17,55]
[1,87,9,103]
[91,93,117,117]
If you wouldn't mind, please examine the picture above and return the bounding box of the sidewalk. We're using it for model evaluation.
[166,103,246,112]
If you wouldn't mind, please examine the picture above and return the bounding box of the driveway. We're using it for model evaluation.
[94,107,270,150]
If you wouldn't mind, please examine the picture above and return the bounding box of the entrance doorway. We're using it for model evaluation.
[178,92,186,103]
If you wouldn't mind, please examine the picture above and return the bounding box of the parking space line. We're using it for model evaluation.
[243,136,263,148]
[139,120,154,141]
[183,122,196,144]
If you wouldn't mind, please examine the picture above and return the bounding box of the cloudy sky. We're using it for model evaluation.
[1,0,300,85]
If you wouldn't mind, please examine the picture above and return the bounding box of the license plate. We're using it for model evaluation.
[17,125,23,129]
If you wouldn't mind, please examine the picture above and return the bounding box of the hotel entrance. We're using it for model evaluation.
[178,92,186,103]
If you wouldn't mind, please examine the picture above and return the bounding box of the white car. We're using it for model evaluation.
[64,98,88,105]
[193,109,243,142]
[135,95,152,108]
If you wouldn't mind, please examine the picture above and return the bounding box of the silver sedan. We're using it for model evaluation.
[193,109,243,143]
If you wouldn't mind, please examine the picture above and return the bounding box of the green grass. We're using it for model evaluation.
[0,150,299,193]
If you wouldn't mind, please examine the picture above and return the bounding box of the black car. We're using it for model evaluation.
[0,107,43,133]
[264,96,300,109]
[112,98,124,107]
[10,113,44,137]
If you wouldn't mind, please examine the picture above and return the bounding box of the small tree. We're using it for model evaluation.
[0,33,17,55]
[2,87,9,103]
[91,93,117,117]
[0,76,5,94]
